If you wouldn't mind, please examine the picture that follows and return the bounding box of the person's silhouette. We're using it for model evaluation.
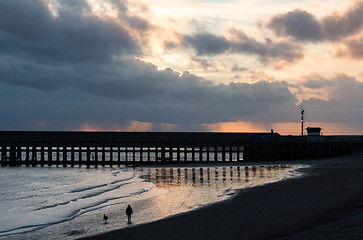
[103,214,108,224]
[126,205,133,224]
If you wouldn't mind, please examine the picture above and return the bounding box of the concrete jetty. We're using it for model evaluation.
[0,131,361,166]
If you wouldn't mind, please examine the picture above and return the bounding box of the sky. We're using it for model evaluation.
[0,0,363,135]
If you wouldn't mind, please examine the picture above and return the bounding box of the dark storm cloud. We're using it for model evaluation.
[322,2,363,41]
[183,33,231,55]
[301,73,333,89]
[0,0,137,64]
[110,0,152,32]
[302,96,363,124]
[301,80,328,90]
[0,55,298,128]
[0,55,73,90]
[0,0,299,130]
[300,73,363,123]
[182,29,304,67]
[267,10,322,41]
[305,73,363,104]
[268,2,363,42]
[125,15,151,31]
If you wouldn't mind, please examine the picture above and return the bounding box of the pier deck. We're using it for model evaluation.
[0,131,361,166]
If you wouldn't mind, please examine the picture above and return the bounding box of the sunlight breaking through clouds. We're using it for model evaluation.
[0,0,362,134]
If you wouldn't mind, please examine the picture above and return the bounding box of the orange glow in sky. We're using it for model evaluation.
[0,0,362,134]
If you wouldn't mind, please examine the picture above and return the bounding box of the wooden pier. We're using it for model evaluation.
[0,131,362,166]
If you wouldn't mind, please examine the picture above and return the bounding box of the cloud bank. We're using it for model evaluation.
[268,2,363,42]
[172,28,305,68]
[0,0,362,133]
[0,0,300,130]
[301,72,363,124]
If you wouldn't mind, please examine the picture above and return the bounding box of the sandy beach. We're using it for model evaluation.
[81,152,363,240]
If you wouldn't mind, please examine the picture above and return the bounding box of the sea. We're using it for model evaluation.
[0,162,308,240]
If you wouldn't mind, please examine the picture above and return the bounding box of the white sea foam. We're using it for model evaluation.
[0,166,162,239]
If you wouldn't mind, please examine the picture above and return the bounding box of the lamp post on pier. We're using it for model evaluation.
[300,106,304,136]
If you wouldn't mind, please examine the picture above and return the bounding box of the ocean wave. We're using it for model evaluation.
[69,183,108,193]
[0,167,158,239]
[69,172,135,193]
[35,181,150,212]
[0,224,47,238]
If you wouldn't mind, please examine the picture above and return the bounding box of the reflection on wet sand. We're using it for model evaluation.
[139,165,291,189]
[133,164,303,222]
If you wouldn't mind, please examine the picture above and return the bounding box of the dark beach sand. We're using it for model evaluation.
[80,153,363,240]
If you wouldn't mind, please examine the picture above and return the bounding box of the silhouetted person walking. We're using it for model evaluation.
[126,205,133,224]
[103,214,108,224]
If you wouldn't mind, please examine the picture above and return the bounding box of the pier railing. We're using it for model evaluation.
[0,131,361,166]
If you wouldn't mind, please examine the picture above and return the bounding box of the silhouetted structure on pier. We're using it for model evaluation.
[0,131,362,166]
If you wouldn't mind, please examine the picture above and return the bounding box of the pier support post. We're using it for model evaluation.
[25,144,30,166]
[222,145,226,162]
[101,145,105,166]
[110,145,113,165]
[192,145,195,162]
[229,145,233,162]
[95,147,99,164]
[125,147,128,163]
[40,144,45,166]
[63,143,67,167]
[147,146,151,162]
[17,143,21,165]
[160,146,165,163]
[199,145,203,162]
[48,144,52,166]
[140,146,143,162]
[214,145,218,162]
[169,146,173,162]
[177,145,180,162]
[56,146,60,165]
[87,145,91,166]
[184,145,187,162]
[71,144,75,166]
[32,144,37,166]
[118,146,121,164]
[237,145,240,162]
[78,146,82,164]
[0,145,4,166]
[9,145,16,166]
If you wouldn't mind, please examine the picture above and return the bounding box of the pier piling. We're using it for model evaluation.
[0,131,361,166]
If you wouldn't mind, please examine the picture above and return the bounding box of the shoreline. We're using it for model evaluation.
[80,152,363,240]
[2,160,304,240]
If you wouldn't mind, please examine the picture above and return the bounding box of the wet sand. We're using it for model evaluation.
[80,153,363,240]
